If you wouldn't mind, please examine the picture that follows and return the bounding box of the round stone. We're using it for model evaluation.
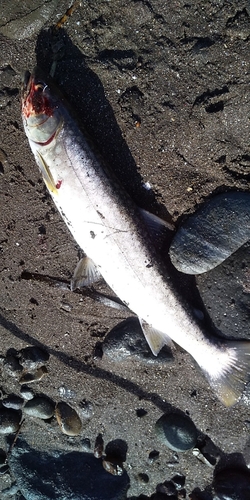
[18,346,49,370]
[155,412,197,452]
[0,408,20,434]
[169,192,250,274]
[2,395,24,410]
[55,402,82,436]
[213,467,250,500]
[23,396,55,419]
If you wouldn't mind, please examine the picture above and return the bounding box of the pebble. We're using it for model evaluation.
[79,399,94,419]
[19,366,48,384]
[169,192,250,274]
[94,433,104,458]
[18,346,49,370]
[23,396,55,419]
[155,412,197,452]
[55,402,82,436]
[20,386,34,401]
[81,438,91,452]
[102,317,173,364]
[0,408,20,434]
[4,354,23,377]
[0,449,7,467]
[2,395,24,410]
[102,457,124,476]
[213,466,250,500]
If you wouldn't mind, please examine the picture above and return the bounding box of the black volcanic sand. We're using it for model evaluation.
[0,1,250,499]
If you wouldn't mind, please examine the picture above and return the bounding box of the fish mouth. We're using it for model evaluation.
[21,68,54,120]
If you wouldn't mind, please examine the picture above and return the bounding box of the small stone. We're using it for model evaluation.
[0,408,20,434]
[0,449,7,467]
[136,408,148,417]
[137,472,149,483]
[4,355,23,377]
[18,346,49,370]
[94,433,104,458]
[102,317,173,364]
[81,438,91,452]
[156,480,176,495]
[171,473,185,489]
[2,395,24,410]
[102,457,124,476]
[19,366,48,384]
[148,450,160,463]
[79,400,94,419]
[213,467,250,500]
[20,386,34,401]
[55,402,82,436]
[155,412,197,452]
[24,396,55,419]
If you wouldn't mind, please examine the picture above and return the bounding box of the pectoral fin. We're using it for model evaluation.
[71,256,102,291]
[139,318,174,356]
[37,152,58,195]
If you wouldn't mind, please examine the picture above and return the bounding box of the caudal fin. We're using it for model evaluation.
[201,340,250,407]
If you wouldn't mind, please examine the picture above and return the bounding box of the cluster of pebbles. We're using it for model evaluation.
[0,346,83,439]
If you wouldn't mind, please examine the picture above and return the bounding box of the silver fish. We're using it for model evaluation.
[21,67,250,406]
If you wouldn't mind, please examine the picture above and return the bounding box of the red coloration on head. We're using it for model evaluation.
[22,75,54,119]
[56,180,62,189]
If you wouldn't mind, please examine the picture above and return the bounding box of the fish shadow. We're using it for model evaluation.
[35,28,170,220]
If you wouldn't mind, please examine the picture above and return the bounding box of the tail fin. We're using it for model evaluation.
[201,341,250,407]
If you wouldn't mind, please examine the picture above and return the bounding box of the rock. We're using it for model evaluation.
[0,408,20,434]
[169,192,250,274]
[0,1,60,40]
[20,386,35,401]
[19,366,48,384]
[102,318,173,364]
[102,457,124,476]
[8,437,129,500]
[18,346,49,370]
[23,396,55,419]
[2,394,24,410]
[55,402,82,436]
[155,412,197,452]
[3,354,22,377]
[213,466,250,500]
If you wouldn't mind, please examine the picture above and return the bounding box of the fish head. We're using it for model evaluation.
[21,67,63,145]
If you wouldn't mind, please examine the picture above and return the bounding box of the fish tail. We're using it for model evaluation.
[200,340,250,407]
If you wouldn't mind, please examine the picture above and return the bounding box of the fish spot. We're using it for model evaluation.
[97,210,105,220]
[90,231,96,239]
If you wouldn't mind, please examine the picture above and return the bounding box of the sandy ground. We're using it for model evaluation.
[0,0,250,498]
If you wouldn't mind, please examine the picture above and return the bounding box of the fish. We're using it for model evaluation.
[21,67,250,406]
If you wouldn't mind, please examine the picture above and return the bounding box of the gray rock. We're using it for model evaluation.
[169,192,250,274]
[23,396,55,419]
[2,395,24,410]
[102,318,173,363]
[0,408,20,434]
[3,354,22,377]
[55,402,82,436]
[213,467,250,500]
[20,386,35,401]
[0,0,59,40]
[8,437,129,500]
[155,412,197,452]
[18,346,49,370]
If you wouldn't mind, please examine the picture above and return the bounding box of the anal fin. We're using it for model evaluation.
[139,318,174,356]
[71,256,102,291]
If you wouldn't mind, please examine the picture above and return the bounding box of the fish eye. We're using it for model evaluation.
[35,82,47,92]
